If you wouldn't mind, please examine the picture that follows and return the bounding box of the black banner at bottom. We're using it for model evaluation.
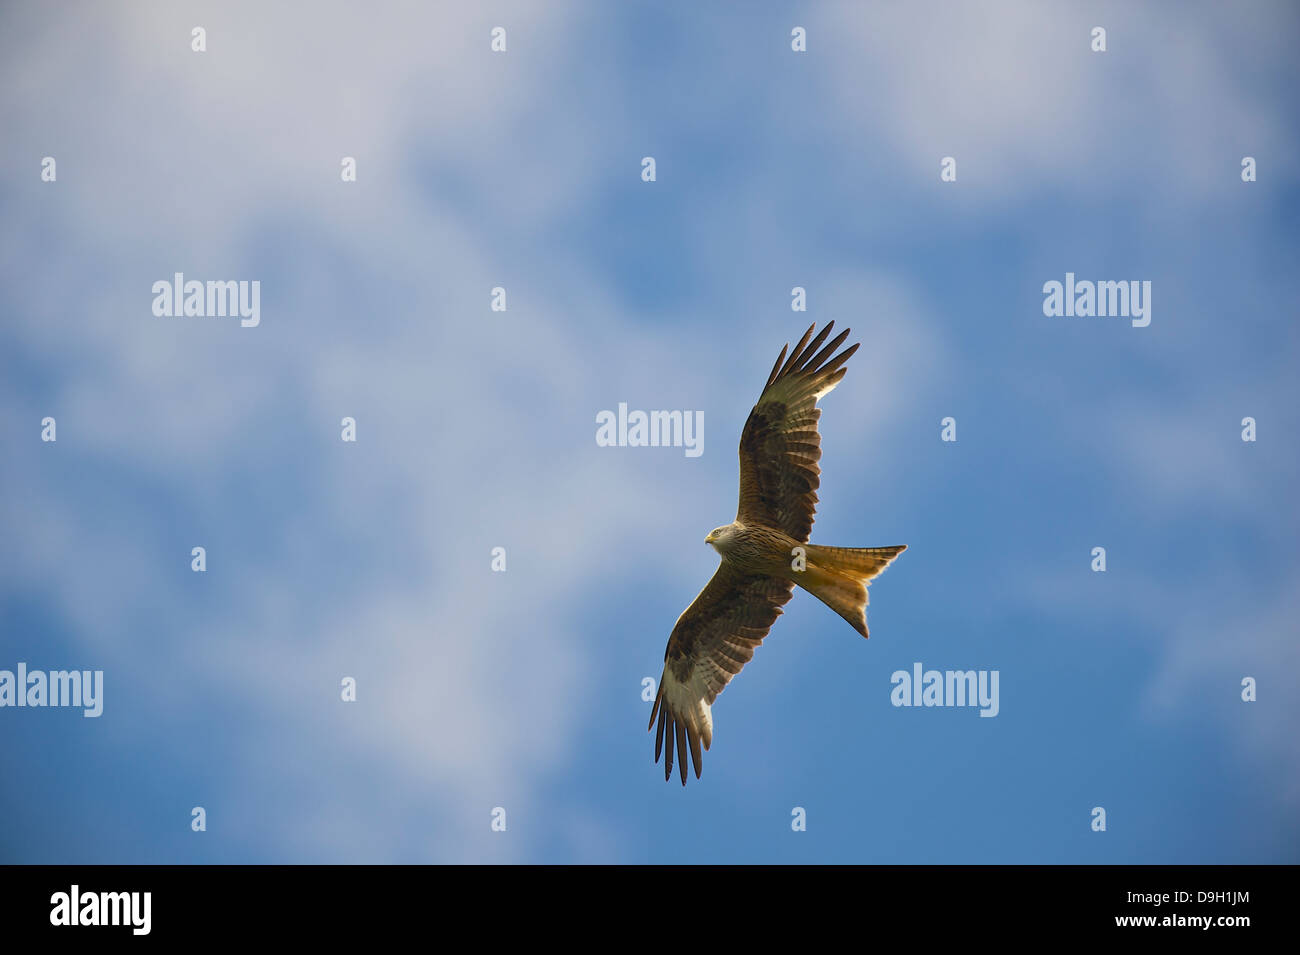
[0,864,1281,940]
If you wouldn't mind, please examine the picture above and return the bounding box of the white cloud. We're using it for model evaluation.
[0,0,959,860]
[808,0,1298,201]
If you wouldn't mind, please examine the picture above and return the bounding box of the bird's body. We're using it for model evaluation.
[650,321,906,785]
[705,521,797,575]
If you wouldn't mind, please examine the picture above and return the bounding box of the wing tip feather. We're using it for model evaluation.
[651,670,713,785]
[763,321,860,399]
[777,322,819,379]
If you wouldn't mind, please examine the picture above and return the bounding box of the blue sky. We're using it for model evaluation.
[1,1,1297,863]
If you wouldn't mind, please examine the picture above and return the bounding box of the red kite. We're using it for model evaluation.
[649,322,906,785]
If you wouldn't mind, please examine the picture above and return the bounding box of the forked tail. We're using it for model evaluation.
[795,544,906,638]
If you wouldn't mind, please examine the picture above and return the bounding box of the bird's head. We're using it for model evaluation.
[705,523,738,551]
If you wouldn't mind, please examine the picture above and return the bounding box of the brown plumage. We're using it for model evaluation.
[649,321,906,785]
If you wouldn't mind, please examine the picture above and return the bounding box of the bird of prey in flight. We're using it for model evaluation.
[649,321,906,785]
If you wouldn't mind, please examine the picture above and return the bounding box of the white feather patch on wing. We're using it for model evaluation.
[661,666,715,749]
[811,374,845,401]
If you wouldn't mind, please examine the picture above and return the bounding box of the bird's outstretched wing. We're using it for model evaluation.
[649,564,795,784]
[736,321,859,544]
